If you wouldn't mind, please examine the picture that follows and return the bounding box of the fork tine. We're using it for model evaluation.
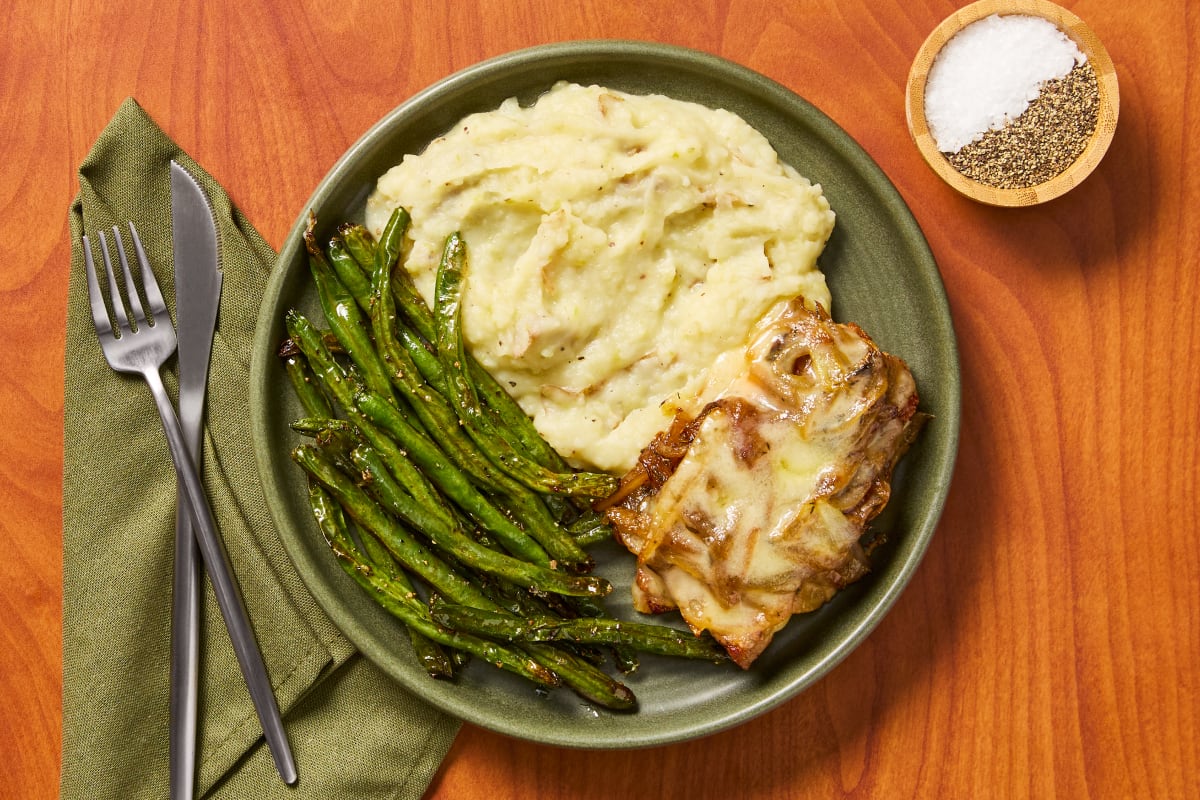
[82,234,114,339]
[98,230,132,333]
[127,222,169,324]
[111,225,148,328]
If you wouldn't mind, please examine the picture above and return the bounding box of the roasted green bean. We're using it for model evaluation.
[338,221,377,275]
[347,441,609,599]
[432,233,617,499]
[304,214,399,409]
[430,601,729,662]
[355,390,554,566]
[279,339,333,419]
[286,312,449,521]
[307,481,553,686]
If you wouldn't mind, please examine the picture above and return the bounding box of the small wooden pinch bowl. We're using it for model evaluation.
[905,0,1119,206]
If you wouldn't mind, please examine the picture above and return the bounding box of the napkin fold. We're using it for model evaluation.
[62,99,459,800]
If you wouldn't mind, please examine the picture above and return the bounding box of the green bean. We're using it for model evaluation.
[381,337,509,496]
[371,205,409,281]
[517,640,636,710]
[352,512,406,583]
[432,233,618,499]
[376,311,596,556]
[347,441,474,573]
[393,323,451,396]
[533,590,637,673]
[309,477,454,675]
[353,389,564,564]
[430,601,730,662]
[352,386,546,554]
[344,411,610,599]
[381,294,587,537]
[307,481,554,687]
[365,223,607,546]
[360,237,599,565]
[327,235,372,312]
[279,339,333,419]
[454,510,632,672]
[422,519,635,707]
[367,210,514,499]
[444,565,637,708]
[300,446,635,706]
[361,543,458,681]
[465,570,610,667]
[285,312,359,414]
[338,221,377,274]
[408,626,458,679]
[496,497,592,568]
[304,214,399,409]
[374,212,573,472]
[369,210,466,428]
[291,415,349,439]
[295,443,490,604]
[384,240,436,343]
[567,511,613,547]
[286,312,450,521]
[295,413,362,443]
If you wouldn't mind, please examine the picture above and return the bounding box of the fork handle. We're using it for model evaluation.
[143,366,298,786]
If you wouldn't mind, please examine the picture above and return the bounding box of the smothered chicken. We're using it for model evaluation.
[601,298,924,668]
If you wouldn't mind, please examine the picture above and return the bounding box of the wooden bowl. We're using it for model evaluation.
[905,0,1119,206]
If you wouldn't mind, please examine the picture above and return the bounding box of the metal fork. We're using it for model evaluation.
[83,223,298,786]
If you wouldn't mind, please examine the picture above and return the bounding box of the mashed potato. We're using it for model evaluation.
[366,82,835,473]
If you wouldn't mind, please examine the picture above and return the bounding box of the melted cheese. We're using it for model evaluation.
[608,298,921,668]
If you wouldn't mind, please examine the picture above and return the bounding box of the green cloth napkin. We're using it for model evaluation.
[62,99,460,800]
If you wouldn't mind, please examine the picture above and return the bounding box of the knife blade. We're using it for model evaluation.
[169,160,222,800]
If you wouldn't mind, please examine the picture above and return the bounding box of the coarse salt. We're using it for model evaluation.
[924,14,1085,153]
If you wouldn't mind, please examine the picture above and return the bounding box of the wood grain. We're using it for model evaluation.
[2,1,1196,798]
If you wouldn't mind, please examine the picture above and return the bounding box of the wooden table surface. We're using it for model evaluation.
[3,1,1196,798]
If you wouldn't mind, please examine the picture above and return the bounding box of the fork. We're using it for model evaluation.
[83,223,298,786]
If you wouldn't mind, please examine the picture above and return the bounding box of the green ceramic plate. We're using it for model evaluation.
[251,40,960,748]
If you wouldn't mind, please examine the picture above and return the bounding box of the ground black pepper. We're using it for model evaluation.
[947,60,1099,189]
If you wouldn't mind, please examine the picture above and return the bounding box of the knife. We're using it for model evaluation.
[168,162,296,791]
[168,160,217,800]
